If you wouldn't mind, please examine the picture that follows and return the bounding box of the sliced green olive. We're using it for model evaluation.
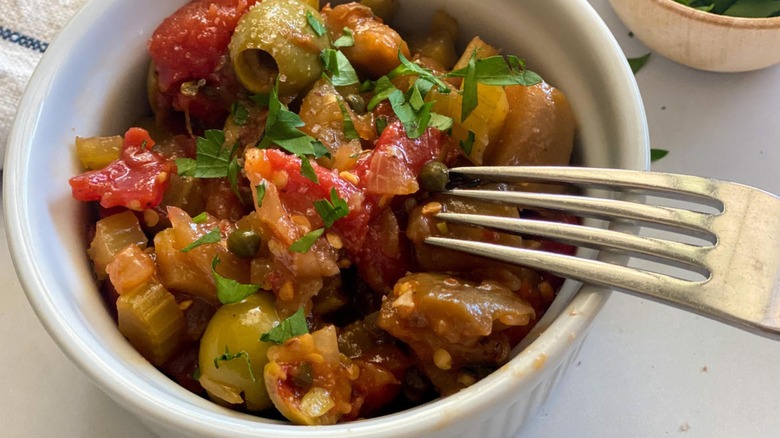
[227,229,262,258]
[229,0,331,97]
[198,293,280,411]
[419,161,449,192]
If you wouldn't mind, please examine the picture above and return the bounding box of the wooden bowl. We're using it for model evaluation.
[608,0,780,72]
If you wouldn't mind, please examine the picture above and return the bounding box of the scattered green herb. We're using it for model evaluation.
[367,76,399,111]
[337,100,360,140]
[176,130,233,178]
[314,188,350,227]
[255,182,266,208]
[191,212,208,224]
[376,117,388,136]
[250,93,270,108]
[212,256,261,304]
[289,228,325,253]
[628,53,651,74]
[214,346,255,382]
[320,49,360,86]
[388,51,452,93]
[231,102,249,126]
[181,227,221,253]
[651,148,669,162]
[306,10,327,36]
[259,82,329,183]
[333,27,355,48]
[460,130,476,156]
[260,307,309,344]
[386,84,452,139]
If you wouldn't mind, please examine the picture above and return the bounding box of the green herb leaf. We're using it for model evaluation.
[333,27,355,48]
[387,84,447,139]
[306,10,327,36]
[628,53,652,74]
[255,182,266,208]
[723,0,780,17]
[178,129,234,179]
[650,148,669,162]
[260,307,309,344]
[191,212,208,224]
[321,49,360,86]
[314,188,350,228]
[366,76,400,111]
[337,100,360,140]
[360,79,376,93]
[447,54,543,86]
[300,157,319,184]
[428,112,453,132]
[461,51,479,122]
[181,227,222,253]
[260,82,321,157]
[376,117,388,136]
[388,51,452,93]
[250,93,270,108]
[214,346,255,382]
[459,130,476,156]
[212,256,261,304]
[175,157,197,177]
[231,102,249,126]
[289,228,325,253]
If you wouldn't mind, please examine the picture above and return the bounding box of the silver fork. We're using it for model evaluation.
[425,166,780,339]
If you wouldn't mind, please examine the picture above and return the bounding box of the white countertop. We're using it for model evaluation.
[3,0,780,436]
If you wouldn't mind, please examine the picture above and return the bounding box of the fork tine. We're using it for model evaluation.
[444,189,714,237]
[425,237,697,297]
[436,212,709,271]
[449,166,722,205]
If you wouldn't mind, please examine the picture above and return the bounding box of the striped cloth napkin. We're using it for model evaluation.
[0,0,88,168]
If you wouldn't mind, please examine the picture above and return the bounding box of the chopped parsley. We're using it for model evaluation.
[289,228,325,253]
[177,130,234,178]
[628,53,651,74]
[259,82,330,183]
[260,307,309,344]
[651,148,669,162]
[387,84,452,139]
[333,27,355,48]
[388,51,452,94]
[230,102,249,126]
[255,182,266,208]
[460,130,476,156]
[320,49,360,86]
[181,227,221,253]
[214,346,255,382]
[306,10,327,37]
[212,256,261,304]
[313,188,350,227]
[337,99,360,140]
[191,212,208,224]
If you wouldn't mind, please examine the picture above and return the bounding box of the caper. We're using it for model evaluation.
[291,362,314,389]
[227,229,262,258]
[345,94,367,115]
[419,161,449,192]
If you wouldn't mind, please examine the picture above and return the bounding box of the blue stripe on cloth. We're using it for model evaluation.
[0,25,48,53]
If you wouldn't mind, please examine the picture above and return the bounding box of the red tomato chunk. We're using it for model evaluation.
[69,128,173,211]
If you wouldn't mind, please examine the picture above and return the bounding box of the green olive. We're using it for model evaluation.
[419,161,449,192]
[229,0,331,96]
[227,229,262,258]
[198,293,279,411]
